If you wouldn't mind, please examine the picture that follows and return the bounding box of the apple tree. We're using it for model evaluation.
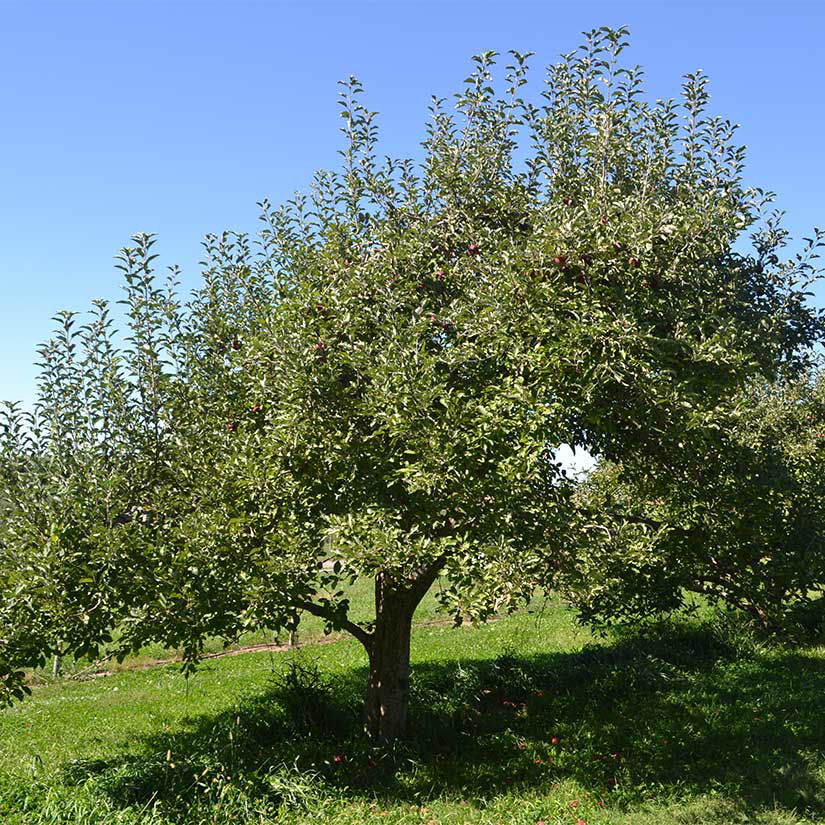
[558,369,825,636]
[1,28,822,741]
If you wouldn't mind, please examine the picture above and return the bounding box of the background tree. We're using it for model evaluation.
[558,369,825,637]
[1,28,822,741]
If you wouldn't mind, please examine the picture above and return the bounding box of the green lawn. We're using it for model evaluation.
[2,598,825,824]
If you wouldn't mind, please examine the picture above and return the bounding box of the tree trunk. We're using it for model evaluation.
[363,573,416,743]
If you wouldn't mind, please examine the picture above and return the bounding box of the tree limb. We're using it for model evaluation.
[294,599,373,648]
[409,552,450,603]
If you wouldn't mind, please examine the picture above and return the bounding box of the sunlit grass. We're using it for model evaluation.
[3,598,824,824]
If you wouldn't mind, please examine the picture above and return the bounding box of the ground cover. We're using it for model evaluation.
[2,599,824,825]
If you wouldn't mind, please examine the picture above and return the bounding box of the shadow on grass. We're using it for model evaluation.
[60,622,825,820]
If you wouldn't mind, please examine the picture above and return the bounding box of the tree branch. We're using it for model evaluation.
[294,600,373,649]
[690,579,771,628]
[409,552,450,604]
[573,503,692,534]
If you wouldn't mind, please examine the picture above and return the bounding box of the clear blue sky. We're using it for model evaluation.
[2,1,824,405]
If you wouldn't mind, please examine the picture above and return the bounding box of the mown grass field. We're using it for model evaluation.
[3,595,825,825]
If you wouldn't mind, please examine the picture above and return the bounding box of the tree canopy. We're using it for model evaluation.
[1,27,822,740]
[561,369,825,635]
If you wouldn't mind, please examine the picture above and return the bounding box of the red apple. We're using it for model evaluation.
[467,243,481,255]
[630,256,641,268]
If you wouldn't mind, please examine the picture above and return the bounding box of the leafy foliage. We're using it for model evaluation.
[563,372,825,636]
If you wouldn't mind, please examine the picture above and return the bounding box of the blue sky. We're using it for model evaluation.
[2,1,824,405]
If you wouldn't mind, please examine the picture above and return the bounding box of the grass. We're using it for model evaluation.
[2,597,825,824]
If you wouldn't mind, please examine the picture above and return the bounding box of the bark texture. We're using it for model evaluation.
[361,560,445,742]
[363,574,415,742]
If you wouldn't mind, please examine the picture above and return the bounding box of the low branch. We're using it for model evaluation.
[573,504,692,534]
[690,579,771,628]
[294,600,373,649]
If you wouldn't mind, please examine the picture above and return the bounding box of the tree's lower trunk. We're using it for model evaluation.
[362,574,415,743]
